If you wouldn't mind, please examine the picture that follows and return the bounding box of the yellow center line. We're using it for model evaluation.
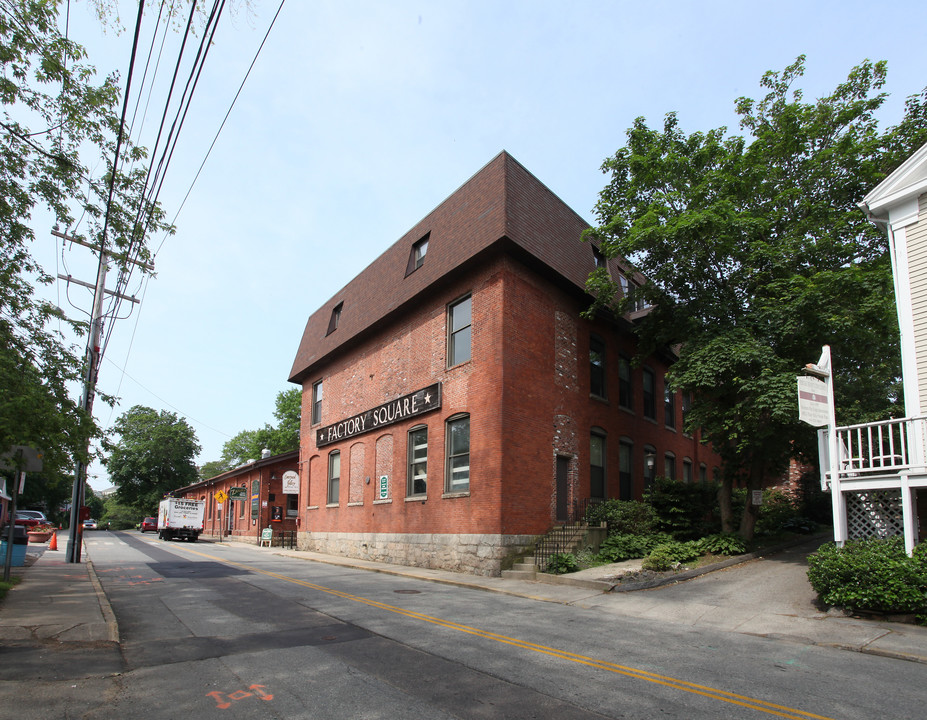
[174,545,835,720]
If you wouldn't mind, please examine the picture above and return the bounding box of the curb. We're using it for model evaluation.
[86,558,120,644]
[607,533,831,593]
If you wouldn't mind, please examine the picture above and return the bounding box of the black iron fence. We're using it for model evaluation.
[273,530,297,549]
[534,497,605,571]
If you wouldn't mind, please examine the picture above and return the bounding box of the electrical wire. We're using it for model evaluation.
[156,0,288,256]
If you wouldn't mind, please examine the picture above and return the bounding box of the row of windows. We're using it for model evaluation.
[589,430,713,500]
[591,337,691,430]
[326,414,471,504]
[311,295,472,430]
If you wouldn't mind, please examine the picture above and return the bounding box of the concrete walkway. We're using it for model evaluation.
[1,534,925,667]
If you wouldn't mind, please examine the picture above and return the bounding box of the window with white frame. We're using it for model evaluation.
[311,380,323,425]
[327,450,340,504]
[445,414,470,493]
[408,425,427,496]
[448,295,472,366]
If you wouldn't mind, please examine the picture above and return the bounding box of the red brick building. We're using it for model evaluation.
[288,152,722,575]
[176,450,299,542]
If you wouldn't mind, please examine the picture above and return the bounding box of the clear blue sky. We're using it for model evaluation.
[36,1,925,491]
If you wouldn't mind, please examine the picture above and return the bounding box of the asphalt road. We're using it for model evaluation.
[14,532,927,719]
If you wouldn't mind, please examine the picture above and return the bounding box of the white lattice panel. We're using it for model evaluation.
[846,490,905,539]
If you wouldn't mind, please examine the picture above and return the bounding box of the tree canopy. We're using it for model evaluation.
[1,2,170,515]
[585,57,927,538]
[105,405,200,514]
[200,387,301,478]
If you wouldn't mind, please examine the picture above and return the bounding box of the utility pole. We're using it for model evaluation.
[53,229,153,563]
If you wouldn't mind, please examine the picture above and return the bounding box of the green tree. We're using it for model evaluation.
[105,405,200,514]
[1,2,170,515]
[202,388,301,477]
[585,57,927,539]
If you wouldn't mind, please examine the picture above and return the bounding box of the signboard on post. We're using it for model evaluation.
[797,376,830,427]
[282,471,299,494]
[228,486,246,501]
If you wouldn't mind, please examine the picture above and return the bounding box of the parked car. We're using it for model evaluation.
[140,517,158,533]
[82,518,98,530]
[14,510,48,528]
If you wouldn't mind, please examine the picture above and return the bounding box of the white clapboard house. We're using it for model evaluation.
[825,141,927,555]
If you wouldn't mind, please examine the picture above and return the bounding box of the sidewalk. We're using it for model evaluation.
[1,535,925,667]
[0,542,117,647]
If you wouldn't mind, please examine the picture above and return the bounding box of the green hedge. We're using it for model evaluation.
[807,537,927,617]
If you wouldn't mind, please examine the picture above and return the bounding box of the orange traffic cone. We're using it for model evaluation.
[48,531,58,551]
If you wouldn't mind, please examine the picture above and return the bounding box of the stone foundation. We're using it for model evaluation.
[296,531,537,576]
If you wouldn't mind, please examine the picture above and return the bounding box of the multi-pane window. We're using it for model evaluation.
[407,234,430,275]
[446,415,470,492]
[683,458,693,484]
[311,380,323,425]
[590,431,606,499]
[618,355,632,410]
[590,335,606,399]
[326,302,343,335]
[681,392,692,434]
[448,295,472,366]
[664,378,676,429]
[642,368,656,420]
[592,246,607,270]
[619,439,633,500]
[408,425,428,496]
[664,452,676,481]
[327,450,340,504]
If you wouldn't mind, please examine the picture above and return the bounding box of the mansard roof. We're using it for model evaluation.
[288,151,612,385]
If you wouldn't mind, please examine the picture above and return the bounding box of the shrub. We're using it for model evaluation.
[807,538,927,615]
[642,540,701,571]
[754,490,802,536]
[596,533,671,563]
[696,532,748,556]
[644,477,719,540]
[584,499,657,536]
[545,552,579,575]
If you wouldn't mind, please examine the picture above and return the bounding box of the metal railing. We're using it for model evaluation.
[534,497,605,570]
[274,530,297,549]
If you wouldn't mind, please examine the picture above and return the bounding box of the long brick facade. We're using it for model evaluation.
[289,152,722,575]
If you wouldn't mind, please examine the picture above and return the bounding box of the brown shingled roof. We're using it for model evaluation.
[288,151,604,385]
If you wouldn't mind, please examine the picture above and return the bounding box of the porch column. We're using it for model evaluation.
[831,480,847,547]
[901,473,918,556]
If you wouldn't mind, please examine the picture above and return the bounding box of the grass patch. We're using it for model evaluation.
[0,576,21,602]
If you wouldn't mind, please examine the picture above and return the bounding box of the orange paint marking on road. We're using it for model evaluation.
[206,685,273,709]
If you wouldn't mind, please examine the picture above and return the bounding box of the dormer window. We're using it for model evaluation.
[406,233,430,276]
[592,245,607,269]
[326,302,343,335]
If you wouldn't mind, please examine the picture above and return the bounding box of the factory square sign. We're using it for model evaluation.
[316,383,442,447]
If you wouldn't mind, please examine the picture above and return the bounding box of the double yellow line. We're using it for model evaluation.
[179,546,835,720]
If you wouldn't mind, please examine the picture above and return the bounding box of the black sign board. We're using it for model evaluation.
[316,383,442,447]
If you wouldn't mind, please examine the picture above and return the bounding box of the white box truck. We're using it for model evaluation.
[158,497,206,542]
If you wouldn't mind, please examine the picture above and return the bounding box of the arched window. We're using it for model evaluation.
[327,451,340,505]
[445,414,470,492]
[407,425,428,496]
[619,438,633,500]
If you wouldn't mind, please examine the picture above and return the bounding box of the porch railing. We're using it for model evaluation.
[820,416,927,488]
